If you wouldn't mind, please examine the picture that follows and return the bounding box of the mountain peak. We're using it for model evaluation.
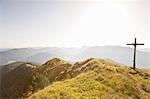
[43,58,68,66]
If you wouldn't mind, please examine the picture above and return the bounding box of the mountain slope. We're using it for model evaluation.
[0,62,38,98]
[29,58,150,99]
[1,62,34,98]
[0,58,72,99]
[33,58,72,82]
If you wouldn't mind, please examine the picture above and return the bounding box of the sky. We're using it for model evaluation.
[0,0,150,48]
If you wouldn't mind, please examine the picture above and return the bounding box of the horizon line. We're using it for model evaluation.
[0,45,149,49]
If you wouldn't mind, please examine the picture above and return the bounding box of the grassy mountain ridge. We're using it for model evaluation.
[1,58,150,99]
[32,58,73,82]
[29,58,150,99]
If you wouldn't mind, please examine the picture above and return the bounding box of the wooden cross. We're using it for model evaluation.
[127,38,144,70]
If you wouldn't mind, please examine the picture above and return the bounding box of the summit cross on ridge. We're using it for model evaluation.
[127,38,144,70]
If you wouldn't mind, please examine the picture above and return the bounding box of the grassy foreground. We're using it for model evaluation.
[28,58,150,99]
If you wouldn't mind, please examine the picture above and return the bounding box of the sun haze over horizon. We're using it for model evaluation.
[0,0,150,48]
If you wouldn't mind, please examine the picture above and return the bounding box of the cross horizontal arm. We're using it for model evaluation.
[127,43,134,45]
[136,43,144,45]
[127,43,144,45]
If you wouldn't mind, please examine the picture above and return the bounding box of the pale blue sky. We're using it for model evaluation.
[0,0,150,48]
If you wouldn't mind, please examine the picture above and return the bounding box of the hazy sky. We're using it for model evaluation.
[0,0,150,48]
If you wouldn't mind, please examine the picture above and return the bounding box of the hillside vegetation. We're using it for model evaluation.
[0,58,72,99]
[28,58,150,99]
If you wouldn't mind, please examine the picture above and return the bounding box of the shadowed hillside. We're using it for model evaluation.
[0,58,72,99]
[29,58,150,99]
[1,62,36,98]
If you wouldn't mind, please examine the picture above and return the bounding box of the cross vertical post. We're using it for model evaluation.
[133,38,136,70]
[127,38,144,70]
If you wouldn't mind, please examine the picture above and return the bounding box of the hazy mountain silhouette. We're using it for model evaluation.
[0,46,149,68]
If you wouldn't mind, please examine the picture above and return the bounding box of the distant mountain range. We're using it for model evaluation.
[139,48,150,52]
[0,46,149,68]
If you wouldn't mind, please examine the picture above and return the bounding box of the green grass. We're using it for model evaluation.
[141,79,150,93]
[29,58,150,99]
